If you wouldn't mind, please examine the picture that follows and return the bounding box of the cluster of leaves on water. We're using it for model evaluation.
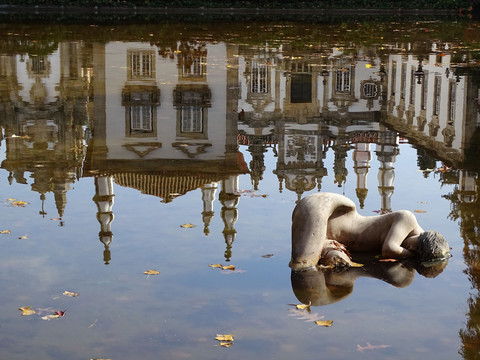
[0,0,473,9]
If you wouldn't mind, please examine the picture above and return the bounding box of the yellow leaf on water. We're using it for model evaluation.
[414,209,427,213]
[0,230,11,234]
[180,223,196,228]
[144,270,160,275]
[18,306,35,316]
[315,320,333,327]
[209,264,223,268]
[215,334,234,341]
[221,265,236,271]
[41,314,60,320]
[18,235,28,239]
[63,291,79,297]
[10,200,29,207]
[7,198,16,201]
[219,341,233,347]
[296,301,311,311]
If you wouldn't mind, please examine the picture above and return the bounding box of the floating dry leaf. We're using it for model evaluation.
[55,310,66,317]
[215,334,234,341]
[10,200,29,207]
[41,314,60,320]
[221,265,235,271]
[315,320,333,327]
[50,217,62,221]
[18,235,28,239]
[180,223,196,228]
[63,291,79,297]
[295,301,311,312]
[414,209,427,213]
[18,306,35,316]
[218,341,233,347]
[144,270,160,275]
[0,230,11,234]
[261,254,274,258]
[209,264,223,268]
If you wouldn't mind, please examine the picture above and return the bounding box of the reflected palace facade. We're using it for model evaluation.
[0,39,479,262]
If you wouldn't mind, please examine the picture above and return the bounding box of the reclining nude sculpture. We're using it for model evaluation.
[290,192,451,271]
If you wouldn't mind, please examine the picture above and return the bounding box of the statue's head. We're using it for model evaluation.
[417,231,450,263]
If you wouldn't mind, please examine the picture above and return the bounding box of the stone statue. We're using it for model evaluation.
[290,192,450,271]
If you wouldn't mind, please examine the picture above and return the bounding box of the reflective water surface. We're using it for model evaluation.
[1,14,480,360]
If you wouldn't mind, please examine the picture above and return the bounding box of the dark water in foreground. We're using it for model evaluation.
[0,13,480,360]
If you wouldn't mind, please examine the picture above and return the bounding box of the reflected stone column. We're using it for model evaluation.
[93,175,115,265]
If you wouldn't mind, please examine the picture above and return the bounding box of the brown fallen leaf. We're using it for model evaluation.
[414,209,427,213]
[261,254,274,258]
[0,230,11,234]
[55,310,66,317]
[63,291,79,297]
[315,320,333,327]
[180,223,196,228]
[18,306,35,316]
[144,270,160,275]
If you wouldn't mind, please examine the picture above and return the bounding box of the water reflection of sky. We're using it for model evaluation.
[0,18,479,359]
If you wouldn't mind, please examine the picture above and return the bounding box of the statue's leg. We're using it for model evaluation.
[290,194,332,270]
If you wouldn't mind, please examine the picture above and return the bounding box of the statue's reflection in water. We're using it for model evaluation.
[291,256,449,306]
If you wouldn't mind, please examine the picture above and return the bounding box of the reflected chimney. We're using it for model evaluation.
[201,182,218,235]
[219,175,240,262]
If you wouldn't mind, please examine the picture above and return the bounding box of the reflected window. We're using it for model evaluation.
[391,62,397,96]
[410,67,415,105]
[335,68,351,93]
[449,81,456,124]
[128,50,155,80]
[122,85,160,137]
[434,75,441,116]
[68,43,78,80]
[130,106,153,134]
[421,70,428,110]
[180,106,203,133]
[174,85,211,139]
[401,63,407,99]
[291,73,312,103]
[362,83,378,98]
[251,61,269,94]
[31,56,46,75]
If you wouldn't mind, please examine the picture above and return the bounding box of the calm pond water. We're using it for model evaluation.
[0,12,480,360]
